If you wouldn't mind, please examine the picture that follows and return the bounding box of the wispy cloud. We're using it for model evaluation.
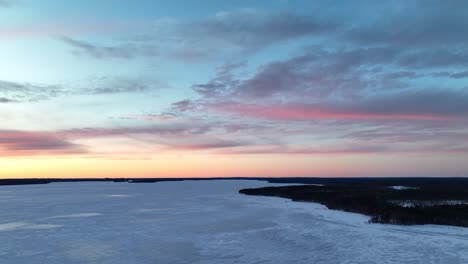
[188,9,338,53]
[0,80,64,103]
[159,2,468,159]
[0,130,85,156]
[0,76,161,103]
[210,89,468,121]
[187,45,468,122]
[81,77,157,94]
[0,97,16,103]
[11,123,249,156]
[345,0,468,47]
[61,9,338,61]
[62,37,158,60]
[120,113,178,122]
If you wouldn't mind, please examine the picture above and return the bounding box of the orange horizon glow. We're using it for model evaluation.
[2,152,468,179]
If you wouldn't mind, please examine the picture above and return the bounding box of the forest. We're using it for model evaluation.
[240,179,468,227]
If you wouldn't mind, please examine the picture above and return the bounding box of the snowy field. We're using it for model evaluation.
[0,180,467,264]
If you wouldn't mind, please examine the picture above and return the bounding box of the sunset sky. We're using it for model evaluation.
[1,0,468,178]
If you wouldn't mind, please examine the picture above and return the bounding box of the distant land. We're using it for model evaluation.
[239,178,468,228]
[0,177,270,186]
[3,177,468,186]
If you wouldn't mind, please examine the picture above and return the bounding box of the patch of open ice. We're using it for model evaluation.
[389,200,468,207]
[0,222,30,231]
[135,208,175,213]
[389,185,419,190]
[45,213,102,219]
[106,194,131,198]
[0,222,61,231]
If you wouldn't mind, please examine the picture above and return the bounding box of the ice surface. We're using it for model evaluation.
[0,180,467,264]
[389,186,419,190]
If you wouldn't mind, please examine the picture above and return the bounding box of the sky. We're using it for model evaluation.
[1,0,468,178]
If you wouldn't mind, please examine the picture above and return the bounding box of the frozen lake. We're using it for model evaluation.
[0,180,467,264]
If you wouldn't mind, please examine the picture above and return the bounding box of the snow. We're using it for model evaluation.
[45,213,103,219]
[389,185,419,190]
[390,200,468,207]
[0,180,467,264]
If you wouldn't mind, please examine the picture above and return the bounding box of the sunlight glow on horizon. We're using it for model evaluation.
[2,153,468,178]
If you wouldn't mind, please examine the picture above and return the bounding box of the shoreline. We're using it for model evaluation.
[239,183,468,228]
[2,177,468,186]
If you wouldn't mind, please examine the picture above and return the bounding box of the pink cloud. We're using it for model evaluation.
[0,130,85,156]
[212,103,456,121]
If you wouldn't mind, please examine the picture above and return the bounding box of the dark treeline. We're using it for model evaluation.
[0,178,132,186]
[0,177,270,186]
[239,181,468,228]
[265,177,468,188]
[3,177,468,186]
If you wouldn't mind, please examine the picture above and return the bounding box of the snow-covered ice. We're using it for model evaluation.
[0,180,467,264]
[389,185,419,190]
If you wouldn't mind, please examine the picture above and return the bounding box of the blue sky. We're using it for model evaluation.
[1,0,468,178]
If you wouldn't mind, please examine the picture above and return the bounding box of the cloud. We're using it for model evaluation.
[217,144,390,155]
[0,130,85,156]
[62,121,257,152]
[191,48,393,101]
[192,62,245,97]
[81,77,154,94]
[57,3,468,67]
[345,0,468,47]
[169,4,468,156]
[190,9,338,52]
[120,113,177,122]
[345,127,468,144]
[343,89,468,117]
[0,123,231,156]
[62,37,158,60]
[184,2,468,91]
[187,42,468,122]
[62,124,211,139]
[208,88,468,121]
[0,0,15,7]
[0,97,16,103]
[449,71,468,79]
[2,116,466,158]
[165,138,249,150]
[153,9,338,59]
[170,100,198,112]
[4,3,468,160]
[396,48,468,69]
[0,80,64,102]
[0,76,159,103]
[61,10,338,61]
[164,2,468,61]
